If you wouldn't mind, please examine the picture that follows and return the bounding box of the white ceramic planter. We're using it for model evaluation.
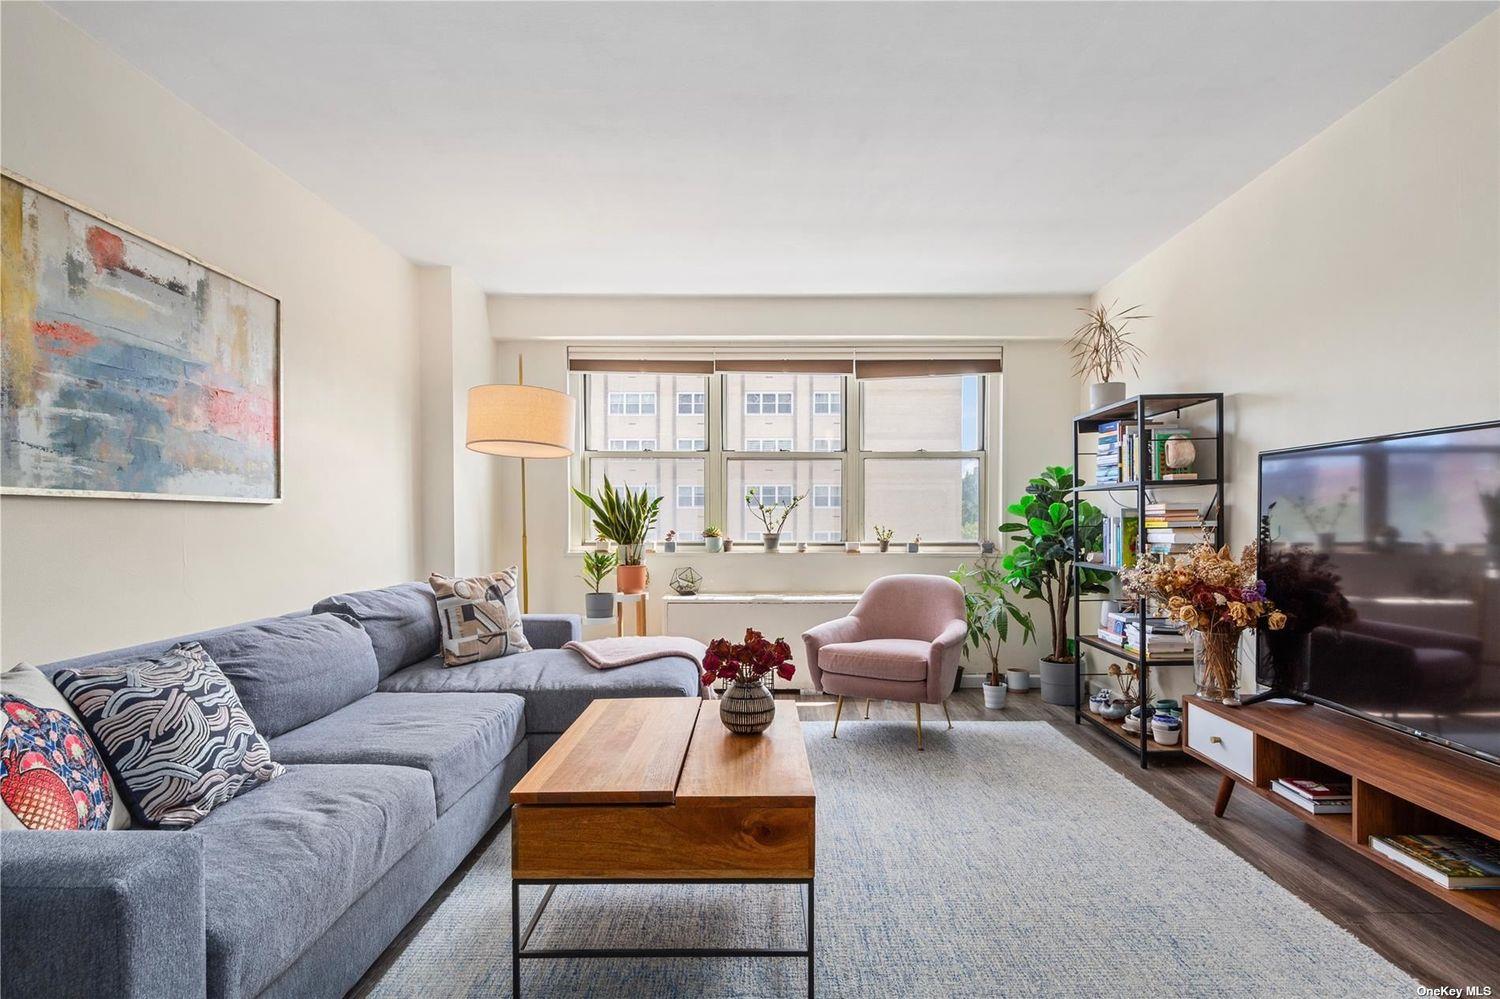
[704,536,723,553]
[1151,721,1182,746]
[982,681,1008,709]
[1004,668,1030,691]
[1090,381,1126,407]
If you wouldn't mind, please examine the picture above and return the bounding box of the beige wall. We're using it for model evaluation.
[487,295,1086,672]
[1094,14,1500,698]
[0,5,424,664]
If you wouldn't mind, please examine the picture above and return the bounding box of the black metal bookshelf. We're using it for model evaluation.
[1070,393,1225,768]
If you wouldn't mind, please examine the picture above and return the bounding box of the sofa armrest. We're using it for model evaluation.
[928,618,968,703]
[801,615,863,691]
[1,830,206,998]
[523,614,581,650]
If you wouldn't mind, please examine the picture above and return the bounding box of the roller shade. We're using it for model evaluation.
[854,357,1004,379]
[712,358,854,374]
[567,356,714,374]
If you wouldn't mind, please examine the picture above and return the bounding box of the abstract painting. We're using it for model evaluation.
[1,174,280,502]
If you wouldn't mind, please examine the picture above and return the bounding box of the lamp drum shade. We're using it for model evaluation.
[465,384,575,458]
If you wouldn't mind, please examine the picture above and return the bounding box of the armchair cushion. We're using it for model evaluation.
[818,639,931,682]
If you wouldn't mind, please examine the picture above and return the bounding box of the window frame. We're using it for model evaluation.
[574,371,994,549]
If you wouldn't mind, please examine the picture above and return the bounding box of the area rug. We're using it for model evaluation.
[368,721,1417,997]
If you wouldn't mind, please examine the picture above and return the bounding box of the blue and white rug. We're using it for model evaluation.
[369,720,1416,997]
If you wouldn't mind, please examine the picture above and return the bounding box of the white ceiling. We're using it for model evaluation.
[52,1,1496,296]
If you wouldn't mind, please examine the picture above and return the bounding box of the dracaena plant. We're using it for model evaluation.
[578,550,616,594]
[572,474,662,566]
[998,466,1111,663]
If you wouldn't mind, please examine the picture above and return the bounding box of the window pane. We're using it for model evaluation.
[585,457,704,542]
[861,375,982,451]
[727,459,842,542]
[863,458,980,541]
[723,374,844,451]
[585,373,708,451]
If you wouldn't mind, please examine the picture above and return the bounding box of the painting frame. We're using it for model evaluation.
[1,169,283,504]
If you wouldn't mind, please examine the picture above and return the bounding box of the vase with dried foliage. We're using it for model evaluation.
[703,629,796,734]
[1069,301,1148,408]
[1123,542,1286,704]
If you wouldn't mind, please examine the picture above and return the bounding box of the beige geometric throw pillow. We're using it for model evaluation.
[429,569,532,667]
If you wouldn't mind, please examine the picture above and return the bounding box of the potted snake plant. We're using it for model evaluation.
[573,475,662,594]
[579,550,616,619]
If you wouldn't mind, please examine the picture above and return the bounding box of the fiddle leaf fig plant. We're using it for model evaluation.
[998,465,1111,663]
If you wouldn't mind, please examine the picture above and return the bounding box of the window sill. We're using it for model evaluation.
[567,546,993,558]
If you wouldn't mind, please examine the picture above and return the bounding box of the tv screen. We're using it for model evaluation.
[1257,421,1500,765]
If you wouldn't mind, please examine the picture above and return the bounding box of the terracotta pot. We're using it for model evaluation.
[616,563,648,594]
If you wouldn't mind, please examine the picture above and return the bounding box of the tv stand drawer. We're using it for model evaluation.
[1187,704,1254,780]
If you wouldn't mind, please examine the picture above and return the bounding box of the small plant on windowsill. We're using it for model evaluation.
[703,525,724,553]
[874,525,895,553]
[907,534,922,554]
[746,487,806,553]
[662,530,678,554]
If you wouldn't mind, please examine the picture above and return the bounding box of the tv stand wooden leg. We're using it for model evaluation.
[1213,775,1235,817]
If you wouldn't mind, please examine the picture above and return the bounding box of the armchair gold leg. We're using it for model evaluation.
[832,695,844,739]
[942,699,953,730]
[863,698,871,720]
[915,701,923,751]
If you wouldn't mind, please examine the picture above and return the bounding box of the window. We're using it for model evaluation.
[577,368,988,548]
[745,391,793,415]
[607,391,656,415]
[745,484,794,507]
[743,438,794,452]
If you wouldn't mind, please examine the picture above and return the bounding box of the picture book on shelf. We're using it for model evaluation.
[1368,834,1500,889]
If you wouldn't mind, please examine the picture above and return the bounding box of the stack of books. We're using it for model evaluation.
[1096,421,1125,485]
[1097,419,1188,483]
[1369,834,1500,889]
[1271,778,1352,814]
[1101,513,1140,567]
[1143,502,1215,555]
[1097,612,1190,658]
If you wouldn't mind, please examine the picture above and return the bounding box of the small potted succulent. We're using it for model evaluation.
[703,525,724,553]
[703,629,796,735]
[747,487,805,552]
[662,529,678,554]
[980,538,997,555]
[579,550,616,620]
[906,534,922,554]
[874,525,895,553]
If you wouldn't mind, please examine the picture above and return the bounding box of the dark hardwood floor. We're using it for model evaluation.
[351,688,1500,996]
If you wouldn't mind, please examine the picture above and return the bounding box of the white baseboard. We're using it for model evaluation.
[959,671,1038,688]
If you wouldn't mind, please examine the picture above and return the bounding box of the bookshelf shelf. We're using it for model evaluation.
[1071,392,1225,769]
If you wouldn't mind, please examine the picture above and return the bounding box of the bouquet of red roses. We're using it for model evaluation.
[702,628,796,688]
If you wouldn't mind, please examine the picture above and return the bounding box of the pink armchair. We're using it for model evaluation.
[802,574,967,750]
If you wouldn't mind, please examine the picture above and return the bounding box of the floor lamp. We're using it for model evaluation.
[465,360,575,613]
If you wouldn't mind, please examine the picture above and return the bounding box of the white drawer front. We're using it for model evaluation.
[1187,704,1254,781]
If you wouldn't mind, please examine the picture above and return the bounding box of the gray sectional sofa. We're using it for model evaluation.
[1,582,701,999]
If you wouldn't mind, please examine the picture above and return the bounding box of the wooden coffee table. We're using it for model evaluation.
[509,696,816,996]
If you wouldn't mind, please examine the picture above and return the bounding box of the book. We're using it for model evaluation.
[1369,834,1500,889]
[1272,781,1352,814]
[1277,778,1353,800]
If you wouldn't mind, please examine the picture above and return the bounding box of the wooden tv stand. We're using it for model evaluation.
[1183,695,1500,932]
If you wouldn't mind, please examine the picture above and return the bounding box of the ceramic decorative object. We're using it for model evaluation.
[669,567,702,596]
[583,591,615,619]
[662,540,677,553]
[844,541,861,554]
[762,532,782,552]
[982,682,1008,710]
[1089,690,1111,715]
[704,535,723,553]
[719,677,776,735]
[1100,696,1129,720]
[906,542,921,553]
[1089,381,1127,408]
[796,541,808,553]
[722,537,735,552]
[1150,712,1182,745]
[1163,434,1196,473]
[1004,668,1030,691]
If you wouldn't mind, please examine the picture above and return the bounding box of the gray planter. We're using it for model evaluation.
[1089,381,1127,407]
[584,591,615,620]
[1039,658,1077,706]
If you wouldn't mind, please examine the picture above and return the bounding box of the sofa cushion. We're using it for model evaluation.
[194,763,435,999]
[268,693,524,814]
[197,613,378,738]
[430,569,531,666]
[312,583,439,678]
[818,639,931,682]
[378,648,699,734]
[53,643,284,828]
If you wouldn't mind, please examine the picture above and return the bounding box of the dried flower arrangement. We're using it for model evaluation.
[1067,301,1148,385]
[1122,542,1286,702]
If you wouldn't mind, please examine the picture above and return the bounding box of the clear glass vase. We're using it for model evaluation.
[1194,629,1242,705]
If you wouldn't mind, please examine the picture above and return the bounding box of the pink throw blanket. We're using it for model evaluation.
[564,637,716,698]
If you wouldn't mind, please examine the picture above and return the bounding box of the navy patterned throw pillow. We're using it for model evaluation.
[53,642,284,828]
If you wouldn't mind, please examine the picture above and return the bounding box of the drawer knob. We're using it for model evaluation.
[1209,736,1224,745]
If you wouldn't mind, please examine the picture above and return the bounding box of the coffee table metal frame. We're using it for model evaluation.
[510,875,815,997]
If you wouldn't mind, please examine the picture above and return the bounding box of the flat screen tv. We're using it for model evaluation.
[1257,421,1500,766]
